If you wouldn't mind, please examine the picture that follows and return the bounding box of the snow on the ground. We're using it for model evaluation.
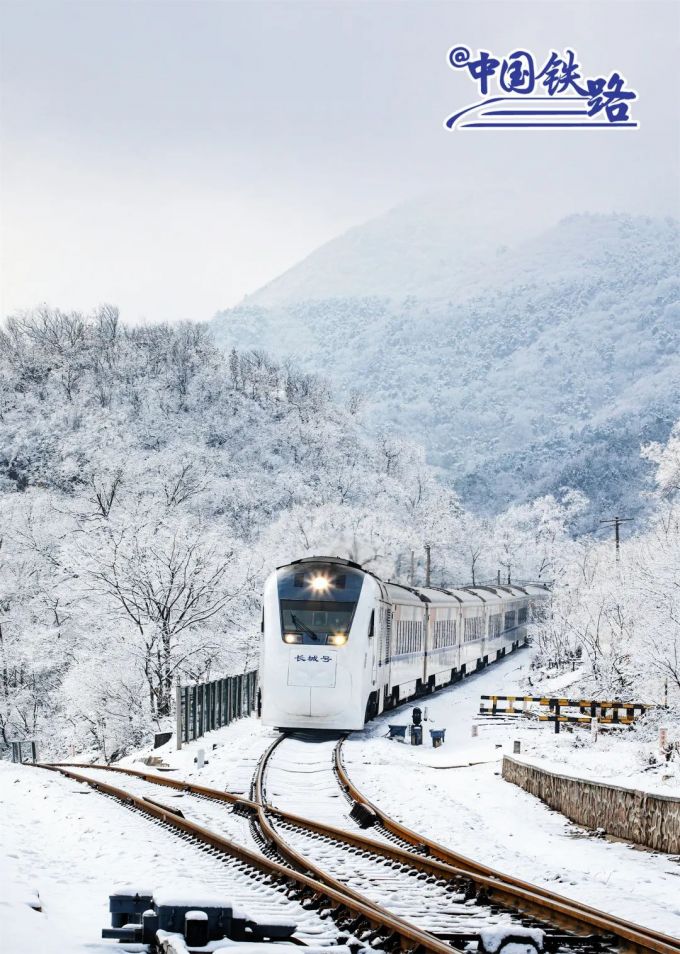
[515,662,680,797]
[100,649,680,937]
[121,656,679,801]
[0,761,334,953]
[118,716,280,795]
[7,647,680,949]
[340,651,680,938]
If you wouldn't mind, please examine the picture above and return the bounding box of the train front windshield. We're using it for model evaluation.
[277,563,364,646]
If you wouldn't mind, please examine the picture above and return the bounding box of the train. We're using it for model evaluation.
[259,556,550,731]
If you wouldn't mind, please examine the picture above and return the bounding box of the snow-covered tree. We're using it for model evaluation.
[533,426,680,704]
[0,306,472,756]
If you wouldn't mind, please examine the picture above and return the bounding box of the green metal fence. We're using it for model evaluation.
[175,671,258,750]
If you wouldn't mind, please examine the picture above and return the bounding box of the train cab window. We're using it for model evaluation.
[278,562,364,646]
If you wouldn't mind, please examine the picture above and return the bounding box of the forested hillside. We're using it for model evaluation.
[0,307,471,757]
[213,210,680,523]
[1,307,676,757]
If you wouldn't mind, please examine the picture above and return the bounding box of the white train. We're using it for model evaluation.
[260,556,550,731]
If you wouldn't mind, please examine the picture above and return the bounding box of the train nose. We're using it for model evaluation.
[262,643,357,728]
[283,687,312,717]
[271,685,350,719]
[310,685,350,717]
[268,669,352,722]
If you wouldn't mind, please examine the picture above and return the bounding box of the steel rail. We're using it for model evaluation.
[251,740,611,941]
[334,740,680,954]
[54,757,604,935]
[250,735,459,954]
[47,755,679,953]
[36,762,456,954]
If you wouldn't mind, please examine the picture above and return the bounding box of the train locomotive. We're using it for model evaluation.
[260,556,550,731]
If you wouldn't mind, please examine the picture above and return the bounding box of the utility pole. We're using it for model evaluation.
[425,544,431,587]
[409,549,415,585]
[600,516,633,561]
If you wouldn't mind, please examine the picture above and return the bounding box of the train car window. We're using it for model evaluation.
[504,610,515,631]
[464,616,482,643]
[434,618,457,649]
[368,611,375,638]
[488,613,502,638]
[518,606,528,624]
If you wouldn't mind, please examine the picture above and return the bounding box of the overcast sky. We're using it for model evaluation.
[1,0,678,324]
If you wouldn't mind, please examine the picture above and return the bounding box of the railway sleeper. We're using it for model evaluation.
[71,748,669,954]
[362,926,390,946]
[380,931,407,953]
[436,930,612,954]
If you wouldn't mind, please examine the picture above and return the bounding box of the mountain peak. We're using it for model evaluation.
[240,191,659,308]
[214,209,679,523]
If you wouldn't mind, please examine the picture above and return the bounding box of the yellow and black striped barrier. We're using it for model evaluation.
[537,714,637,725]
[479,694,534,716]
[479,695,649,733]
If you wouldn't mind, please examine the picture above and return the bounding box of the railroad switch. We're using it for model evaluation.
[349,801,379,828]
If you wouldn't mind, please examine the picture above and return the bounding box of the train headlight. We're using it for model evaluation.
[310,575,330,592]
[328,632,347,646]
[283,633,302,644]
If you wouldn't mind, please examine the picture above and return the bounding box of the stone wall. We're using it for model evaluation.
[502,755,680,854]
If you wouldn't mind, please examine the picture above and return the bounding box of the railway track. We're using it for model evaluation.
[38,760,477,953]
[255,734,591,950]
[36,762,343,946]
[255,734,679,954]
[40,740,679,954]
[332,739,680,954]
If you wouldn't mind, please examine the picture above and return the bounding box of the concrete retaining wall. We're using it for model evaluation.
[502,755,680,854]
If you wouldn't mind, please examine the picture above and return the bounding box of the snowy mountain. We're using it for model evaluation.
[245,189,566,306]
[213,206,680,520]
